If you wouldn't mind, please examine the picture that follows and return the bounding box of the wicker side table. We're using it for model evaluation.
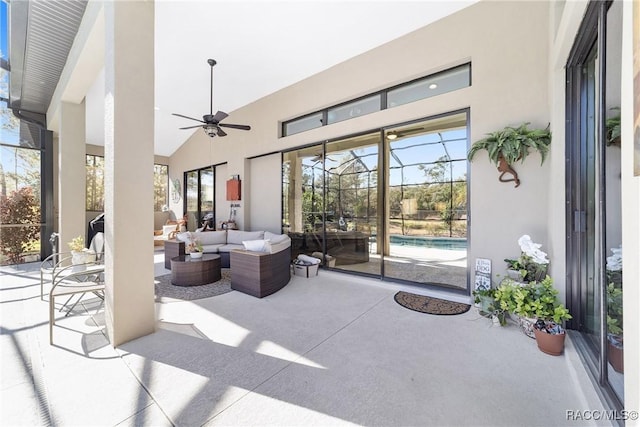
[170,254,221,286]
[164,239,185,269]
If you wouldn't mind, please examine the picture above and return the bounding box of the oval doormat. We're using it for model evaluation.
[394,291,471,315]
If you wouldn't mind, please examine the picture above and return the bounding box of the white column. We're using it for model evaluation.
[58,101,86,251]
[103,0,155,346]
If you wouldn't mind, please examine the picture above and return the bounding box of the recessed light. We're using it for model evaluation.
[429,83,438,90]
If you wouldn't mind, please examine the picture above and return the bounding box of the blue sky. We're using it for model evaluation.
[0,1,7,60]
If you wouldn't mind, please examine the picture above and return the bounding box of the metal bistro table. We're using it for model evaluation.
[170,254,221,286]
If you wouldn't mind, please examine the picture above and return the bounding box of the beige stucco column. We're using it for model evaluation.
[103,0,155,346]
[58,101,86,250]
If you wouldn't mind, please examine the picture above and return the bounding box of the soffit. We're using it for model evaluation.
[9,0,87,114]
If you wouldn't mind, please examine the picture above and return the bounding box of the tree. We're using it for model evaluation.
[0,187,41,264]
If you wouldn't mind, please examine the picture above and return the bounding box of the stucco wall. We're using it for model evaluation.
[170,0,551,283]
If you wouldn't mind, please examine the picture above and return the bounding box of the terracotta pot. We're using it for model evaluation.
[534,329,565,356]
[607,340,624,373]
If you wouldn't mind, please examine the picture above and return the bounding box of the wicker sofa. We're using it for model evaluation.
[164,230,292,298]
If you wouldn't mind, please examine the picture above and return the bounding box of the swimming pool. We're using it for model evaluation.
[389,235,467,250]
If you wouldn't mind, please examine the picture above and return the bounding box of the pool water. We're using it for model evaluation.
[389,235,467,250]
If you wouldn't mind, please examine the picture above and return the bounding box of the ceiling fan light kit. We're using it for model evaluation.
[172,59,251,138]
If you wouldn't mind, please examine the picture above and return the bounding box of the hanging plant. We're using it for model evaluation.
[467,122,551,187]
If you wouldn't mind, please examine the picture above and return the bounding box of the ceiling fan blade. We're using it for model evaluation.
[172,113,205,123]
[212,111,228,123]
[217,127,227,137]
[219,123,251,130]
[180,125,204,130]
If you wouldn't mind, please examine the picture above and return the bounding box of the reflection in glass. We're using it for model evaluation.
[185,171,198,231]
[200,168,214,228]
[327,95,381,124]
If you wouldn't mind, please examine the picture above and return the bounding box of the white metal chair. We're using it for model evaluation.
[40,232,104,300]
[49,259,105,345]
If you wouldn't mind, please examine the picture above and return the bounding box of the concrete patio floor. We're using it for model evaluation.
[1,253,611,426]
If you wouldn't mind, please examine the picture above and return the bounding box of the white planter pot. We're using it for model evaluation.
[190,251,203,259]
[517,315,537,339]
[506,269,523,281]
[71,250,96,265]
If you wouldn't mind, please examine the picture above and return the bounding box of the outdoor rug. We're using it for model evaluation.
[155,270,232,302]
[394,291,470,315]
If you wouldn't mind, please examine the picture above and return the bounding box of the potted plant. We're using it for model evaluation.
[533,318,568,356]
[467,122,551,187]
[185,233,203,259]
[504,235,549,283]
[494,276,571,339]
[67,235,96,265]
[605,246,623,372]
[472,287,507,325]
[606,283,623,372]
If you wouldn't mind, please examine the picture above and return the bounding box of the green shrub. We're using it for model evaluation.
[0,187,41,264]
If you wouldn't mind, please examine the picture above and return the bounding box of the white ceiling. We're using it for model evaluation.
[92,1,479,156]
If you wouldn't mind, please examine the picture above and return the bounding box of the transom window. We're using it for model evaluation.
[282,63,470,137]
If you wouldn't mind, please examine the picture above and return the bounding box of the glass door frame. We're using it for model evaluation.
[565,0,622,410]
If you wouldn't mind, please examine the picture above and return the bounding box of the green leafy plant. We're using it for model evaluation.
[0,187,41,264]
[467,122,551,166]
[472,287,507,325]
[607,283,623,336]
[67,235,85,252]
[495,276,572,324]
[605,108,621,146]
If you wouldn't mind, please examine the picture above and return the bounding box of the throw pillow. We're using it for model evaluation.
[242,239,269,252]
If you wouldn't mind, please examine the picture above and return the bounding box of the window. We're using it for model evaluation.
[153,164,169,211]
[281,63,471,137]
[85,156,168,212]
[0,2,45,265]
[387,64,471,108]
[184,166,215,231]
[327,95,381,125]
[86,155,105,211]
[283,112,323,137]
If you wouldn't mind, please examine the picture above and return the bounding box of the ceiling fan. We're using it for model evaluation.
[387,126,424,140]
[310,152,337,163]
[172,59,251,138]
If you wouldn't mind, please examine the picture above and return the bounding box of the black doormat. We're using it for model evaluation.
[394,291,470,315]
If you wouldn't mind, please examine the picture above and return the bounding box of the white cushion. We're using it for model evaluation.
[243,239,269,252]
[201,244,224,253]
[195,230,226,245]
[266,239,290,254]
[227,230,264,245]
[264,231,289,244]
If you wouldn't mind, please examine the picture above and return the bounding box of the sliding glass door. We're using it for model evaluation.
[184,166,215,231]
[383,113,468,288]
[282,110,469,290]
[566,0,623,406]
